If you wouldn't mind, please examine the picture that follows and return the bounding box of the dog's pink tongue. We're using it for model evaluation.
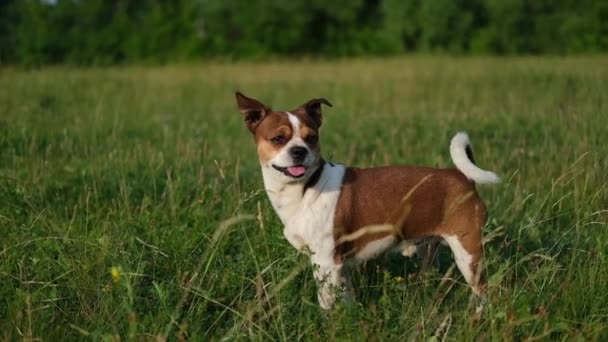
[287,166,306,176]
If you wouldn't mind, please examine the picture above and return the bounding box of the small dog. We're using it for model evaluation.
[236,92,499,309]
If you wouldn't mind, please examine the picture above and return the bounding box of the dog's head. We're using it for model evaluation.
[236,92,332,183]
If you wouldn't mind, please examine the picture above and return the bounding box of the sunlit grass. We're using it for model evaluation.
[1,56,607,340]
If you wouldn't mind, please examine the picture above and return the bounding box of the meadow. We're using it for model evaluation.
[0,56,607,340]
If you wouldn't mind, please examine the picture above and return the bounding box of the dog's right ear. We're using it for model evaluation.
[236,92,270,133]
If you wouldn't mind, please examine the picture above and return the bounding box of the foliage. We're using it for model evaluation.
[0,0,607,65]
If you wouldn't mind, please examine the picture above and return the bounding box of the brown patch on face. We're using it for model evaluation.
[253,112,293,164]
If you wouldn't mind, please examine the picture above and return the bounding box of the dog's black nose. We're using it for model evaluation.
[289,146,308,162]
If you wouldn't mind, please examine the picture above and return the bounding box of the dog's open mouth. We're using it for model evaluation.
[273,164,307,178]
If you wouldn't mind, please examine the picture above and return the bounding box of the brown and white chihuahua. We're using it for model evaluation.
[236,92,499,310]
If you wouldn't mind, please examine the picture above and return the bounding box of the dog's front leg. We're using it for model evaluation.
[311,253,351,309]
[313,263,342,309]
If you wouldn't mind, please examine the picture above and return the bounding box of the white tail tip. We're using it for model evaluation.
[449,132,500,184]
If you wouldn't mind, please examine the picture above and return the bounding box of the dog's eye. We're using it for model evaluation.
[271,136,286,145]
[305,135,318,145]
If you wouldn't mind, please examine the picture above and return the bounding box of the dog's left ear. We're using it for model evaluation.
[296,98,332,127]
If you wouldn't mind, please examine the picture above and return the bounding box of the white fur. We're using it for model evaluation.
[276,162,343,255]
[450,132,500,184]
[262,158,347,309]
[354,235,398,261]
[397,240,418,257]
[286,112,301,137]
[268,162,344,254]
[442,235,474,285]
[262,112,346,308]
[443,234,486,312]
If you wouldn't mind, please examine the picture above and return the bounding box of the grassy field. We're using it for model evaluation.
[1,57,607,340]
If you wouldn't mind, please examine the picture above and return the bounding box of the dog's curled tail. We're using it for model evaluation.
[450,132,500,185]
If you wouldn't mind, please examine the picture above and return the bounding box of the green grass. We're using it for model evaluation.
[1,56,607,340]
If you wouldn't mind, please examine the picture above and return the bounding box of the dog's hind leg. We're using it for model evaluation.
[443,231,487,313]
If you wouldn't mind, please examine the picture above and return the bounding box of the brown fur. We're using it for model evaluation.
[333,166,487,293]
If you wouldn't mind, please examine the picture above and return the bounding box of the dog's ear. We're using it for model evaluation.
[236,92,270,133]
[296,98,332,127]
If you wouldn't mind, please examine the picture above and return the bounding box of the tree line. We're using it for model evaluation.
[1,0,606,65]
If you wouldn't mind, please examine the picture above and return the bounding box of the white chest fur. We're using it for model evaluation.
[262,163,345,262]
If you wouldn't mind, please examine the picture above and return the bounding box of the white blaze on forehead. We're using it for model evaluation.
[286,112,301,138]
